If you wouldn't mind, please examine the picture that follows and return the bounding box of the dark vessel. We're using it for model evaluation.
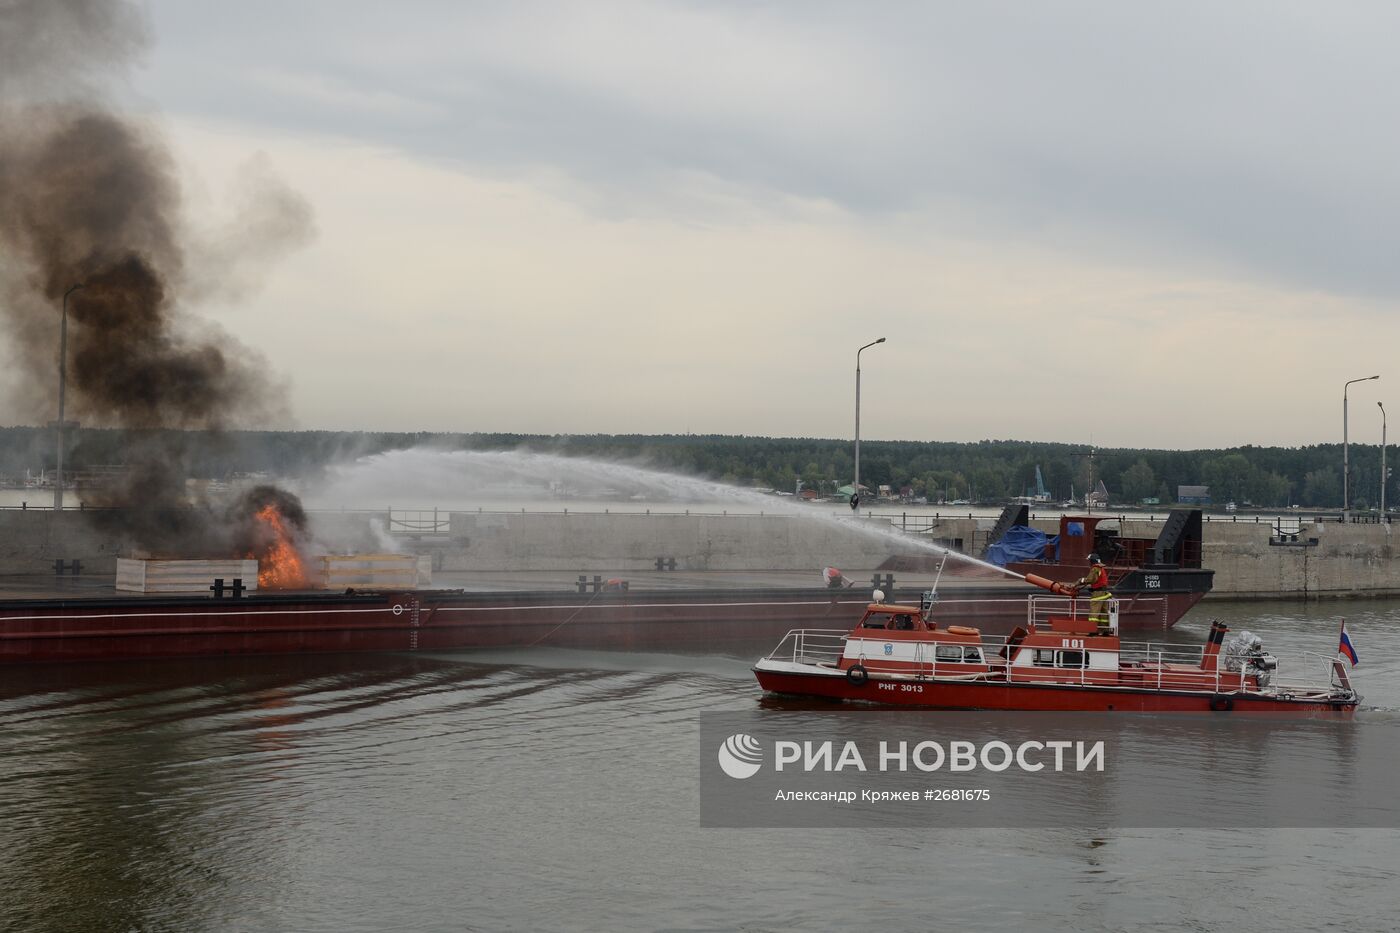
[938,505,1214,632]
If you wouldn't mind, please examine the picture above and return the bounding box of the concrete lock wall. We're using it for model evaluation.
[0,509,133,574]
[439,512,878,573]
[425,511,1400,597]
[1201,520,1400,599]
[5,507,1400,600]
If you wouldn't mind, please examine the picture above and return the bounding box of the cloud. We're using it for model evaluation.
[133,1,1400,301]
[152,119,1397,450]
[64,0,1395,450]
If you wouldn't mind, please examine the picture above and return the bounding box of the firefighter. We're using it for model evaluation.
[1074,553,1113,635]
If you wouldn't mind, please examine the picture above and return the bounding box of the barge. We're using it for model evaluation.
[0,507,1215,664]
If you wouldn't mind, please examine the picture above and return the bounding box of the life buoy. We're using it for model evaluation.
[846,664,869,686]
[1209,695,1234,712]
[946,625,978,636]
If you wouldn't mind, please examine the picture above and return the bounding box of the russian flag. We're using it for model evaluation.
[1339,623,1360,667]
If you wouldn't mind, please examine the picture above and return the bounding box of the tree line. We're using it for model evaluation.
[0,426,1383,509]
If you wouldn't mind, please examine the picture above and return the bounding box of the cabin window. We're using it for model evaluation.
[1033,649,1056,666]
[963,647,984,663]
[935,645,964,662]
[862,618,886,629]
[1056,650,1088,669]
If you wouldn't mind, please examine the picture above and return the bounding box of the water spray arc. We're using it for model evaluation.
[313,448,1029,582]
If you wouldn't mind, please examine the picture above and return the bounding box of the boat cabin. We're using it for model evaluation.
[839,599,1124,684]
[856,607,924,632]
[832,599,1279,693]
[841,603,1005,678]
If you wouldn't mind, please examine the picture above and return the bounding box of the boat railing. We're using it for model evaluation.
[978,634,1345,695]
[765,629,848,666]
[768,628,1350,697]
[1280,649,1357,697]
[1027,595,1120,632]
[980,635,1234,690]
[1117,642,1205,665]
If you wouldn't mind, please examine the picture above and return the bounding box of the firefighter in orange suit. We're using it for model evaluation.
[1074,553,1113,634]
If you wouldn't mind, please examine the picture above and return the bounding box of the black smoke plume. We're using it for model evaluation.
[0,1,314,556]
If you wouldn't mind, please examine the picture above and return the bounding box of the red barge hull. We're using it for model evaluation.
[0,584,1203,664]
[0,588,878,664]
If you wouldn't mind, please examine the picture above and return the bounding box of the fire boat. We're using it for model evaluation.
[753,576,1360,714]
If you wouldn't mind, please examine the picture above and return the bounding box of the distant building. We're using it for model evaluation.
[1177,485,1212,505]
[1087,480,1110,507]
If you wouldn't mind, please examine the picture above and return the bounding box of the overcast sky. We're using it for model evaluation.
[78,2,1400,447]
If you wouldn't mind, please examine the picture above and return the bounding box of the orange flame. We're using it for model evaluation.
[250,503,309,589]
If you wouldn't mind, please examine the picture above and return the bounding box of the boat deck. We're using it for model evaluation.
[0,567,1028,601]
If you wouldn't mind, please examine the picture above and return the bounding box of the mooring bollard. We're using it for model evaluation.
[870,573,895,592]
[209,578,247,599]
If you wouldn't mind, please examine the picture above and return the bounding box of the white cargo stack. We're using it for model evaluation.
[116,558,260,593]
[317,554,431,590]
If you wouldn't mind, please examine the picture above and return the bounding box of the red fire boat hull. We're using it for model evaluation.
[754,669,1357,715]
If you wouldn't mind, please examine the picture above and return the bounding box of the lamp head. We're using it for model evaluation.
[875,337,886,344]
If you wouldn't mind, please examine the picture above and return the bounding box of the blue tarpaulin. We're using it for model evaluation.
[986,525,1059,567]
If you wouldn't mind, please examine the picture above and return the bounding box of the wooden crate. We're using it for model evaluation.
[317,554,431,589]
[116,558,260,593]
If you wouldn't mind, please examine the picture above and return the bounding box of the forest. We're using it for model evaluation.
[0,426,1382,509]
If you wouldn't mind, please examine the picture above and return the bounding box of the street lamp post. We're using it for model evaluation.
[1380,401,1388,520]
[1338,375,1383,515]
[853,337,886,515]
[54,283,84,512]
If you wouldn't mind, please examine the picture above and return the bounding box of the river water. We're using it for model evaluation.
[2,599,1398,932]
